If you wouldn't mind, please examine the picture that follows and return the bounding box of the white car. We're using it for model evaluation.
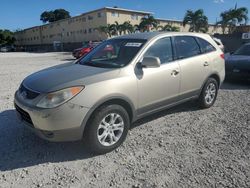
[213,37,224,52]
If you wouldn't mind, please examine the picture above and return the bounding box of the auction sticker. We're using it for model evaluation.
[125,43,142,47]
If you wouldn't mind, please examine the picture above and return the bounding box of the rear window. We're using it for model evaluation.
[175,36,201,59]
[196,37,216,53]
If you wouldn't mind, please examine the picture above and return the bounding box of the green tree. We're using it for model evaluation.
[96,24,117,37]
[115,21,135,35]
[122,21,134,34]
[40,9,71,23]
[158,25,180,32]
[217,6,248,34]
[0,29,16,46]
[183,9,209,33]
[139,15,158,32]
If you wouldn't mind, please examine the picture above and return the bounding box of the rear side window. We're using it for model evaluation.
[196,37,216,53]
[144,37,173,64]
[174,36,201,59]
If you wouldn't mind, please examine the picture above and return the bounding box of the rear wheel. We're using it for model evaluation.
[198,78,218,108]
[84,104,130,154]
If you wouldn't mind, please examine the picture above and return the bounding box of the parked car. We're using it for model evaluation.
[0,46,14,52]
[212,37,224,52]
[72,42,101,59]
[225,43,250,81]
[14,32,225,154]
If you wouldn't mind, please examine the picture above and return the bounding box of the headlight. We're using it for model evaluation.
[36,86,84,108]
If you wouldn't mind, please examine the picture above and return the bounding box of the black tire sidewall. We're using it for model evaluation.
[84,104,130,154]
[199,78,218,108]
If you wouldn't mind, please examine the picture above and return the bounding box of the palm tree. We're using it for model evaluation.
[139,15,158,32]
[113,21,123,35]
[217,6,248,34]
[183,9,209,33]
[158,25,180,32]
[96,24,117,38]
[122,21,134,34]
[96,26,108,36]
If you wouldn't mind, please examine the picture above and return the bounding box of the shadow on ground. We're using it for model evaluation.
[0,82,248,171]
[0,101,200,172]
[0,110,93,171]
[221,80,250,90]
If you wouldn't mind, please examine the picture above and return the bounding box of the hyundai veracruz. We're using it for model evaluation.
[14,32,225,154]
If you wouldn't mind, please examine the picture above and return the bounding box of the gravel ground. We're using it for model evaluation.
[0,52,249,188]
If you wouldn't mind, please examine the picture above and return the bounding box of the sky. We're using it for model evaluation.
[0,0,249,31]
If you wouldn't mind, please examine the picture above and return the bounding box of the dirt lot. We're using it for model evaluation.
[0,52,249,188]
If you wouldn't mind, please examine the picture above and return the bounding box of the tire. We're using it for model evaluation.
[83,104,130,154]
[198,78,218,109]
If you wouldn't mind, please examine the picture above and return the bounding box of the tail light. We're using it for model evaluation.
[220,54,225,59]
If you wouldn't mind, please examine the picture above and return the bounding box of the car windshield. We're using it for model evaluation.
[234,44,250,56]
[78,39,146,68]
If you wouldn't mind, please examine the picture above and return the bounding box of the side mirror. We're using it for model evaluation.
[141,56,161,68]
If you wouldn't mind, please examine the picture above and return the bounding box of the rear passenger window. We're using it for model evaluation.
[196,37,216,53]
[144,37,173,64]
[175,36,201,59]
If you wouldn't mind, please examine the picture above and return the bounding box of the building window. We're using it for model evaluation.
[84,29,87,34]
[88,28,92,33]
[112,12,119,17]
[131,14,138,20]
[82,17,86,22]
[88,15,93,20]
[98,12,103,18]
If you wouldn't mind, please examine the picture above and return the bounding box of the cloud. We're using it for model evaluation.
[214,0,224,3]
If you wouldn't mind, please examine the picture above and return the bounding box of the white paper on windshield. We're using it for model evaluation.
[125,43,142,47]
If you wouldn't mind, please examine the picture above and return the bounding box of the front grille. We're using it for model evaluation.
[15,103,34,127]
[19,84,40,99]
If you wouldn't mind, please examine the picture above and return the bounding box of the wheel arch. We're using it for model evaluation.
[80,96,136,137]
[198,73,221,97]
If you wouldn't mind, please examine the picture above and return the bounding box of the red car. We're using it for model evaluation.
[73,42,115,59]
[72,43,100,59]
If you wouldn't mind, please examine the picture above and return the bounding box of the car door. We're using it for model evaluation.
[174,36,211,99]
[136,37,181,116]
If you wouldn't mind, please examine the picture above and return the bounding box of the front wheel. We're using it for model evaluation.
[84,104,130,154]
[198,78,218,109]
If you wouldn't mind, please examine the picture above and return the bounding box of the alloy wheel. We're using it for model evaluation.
[97,113,124,146]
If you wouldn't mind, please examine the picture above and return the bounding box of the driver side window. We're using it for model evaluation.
[144,37,173,64]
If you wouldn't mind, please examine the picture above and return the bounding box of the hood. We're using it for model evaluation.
[23,63,117,93]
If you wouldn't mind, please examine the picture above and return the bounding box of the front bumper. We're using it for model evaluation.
[14,93,90,142]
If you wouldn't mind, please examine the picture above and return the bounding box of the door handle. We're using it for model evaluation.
[171,69,180,76]
[204,62,209,66]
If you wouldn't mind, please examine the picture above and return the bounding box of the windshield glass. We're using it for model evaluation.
[78,39,147,68]
[234,44,250,56]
